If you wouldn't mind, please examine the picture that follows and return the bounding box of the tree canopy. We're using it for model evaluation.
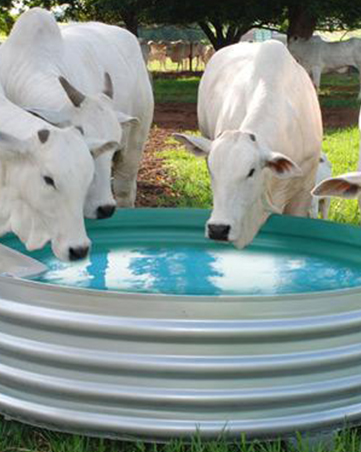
[1,0,361,47]
[145,0,283,49]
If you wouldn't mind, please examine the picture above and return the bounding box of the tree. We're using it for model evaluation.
[19,0,361,47]
[145,0,283,50]
[284,0,361,39]
[0,0,14,34]
[65,0,151,36]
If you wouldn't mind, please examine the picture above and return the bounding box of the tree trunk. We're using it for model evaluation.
[287,4,317,40]
[121,9,139,37]
[198,21,251,50]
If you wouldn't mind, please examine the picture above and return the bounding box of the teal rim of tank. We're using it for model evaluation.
[1,208,361,297]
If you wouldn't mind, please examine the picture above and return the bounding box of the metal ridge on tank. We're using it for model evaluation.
[1,209,361,441]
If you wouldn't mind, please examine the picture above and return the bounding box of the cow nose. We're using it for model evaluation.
[208,224,231,241]
[96,204,116,219]
[68,246,89,261]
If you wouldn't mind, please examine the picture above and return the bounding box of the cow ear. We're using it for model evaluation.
[264,152,302,179]
[25,106,71,127]
[173,133,211,157]
[0,131,30,159]
[117,111,140,125]
[312,173,361,199]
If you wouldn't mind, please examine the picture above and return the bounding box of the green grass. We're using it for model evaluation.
[319,73,360,109]
[160,133,211,207]
[2,419,361,452]
[153,72,360,107]
[323,126,360,224]
[153,76,200,103]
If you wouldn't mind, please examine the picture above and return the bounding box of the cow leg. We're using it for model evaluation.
[309,198,319,219]
[310,66,322,93]
[319,198,331,220]
[357,143,361,222]
[358,68,361,100]
[113,122,150,207]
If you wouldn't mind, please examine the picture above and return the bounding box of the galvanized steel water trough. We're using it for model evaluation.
[1,209,361,442]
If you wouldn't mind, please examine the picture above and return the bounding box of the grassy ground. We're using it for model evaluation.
[153,76,199,103]
[153,72,360,106]
[2,420,361,452]
[319,73,360,108]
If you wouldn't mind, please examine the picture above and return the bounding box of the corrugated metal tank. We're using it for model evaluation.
[1,210,361,441]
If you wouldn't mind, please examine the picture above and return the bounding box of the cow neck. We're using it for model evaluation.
[261,189,282,215]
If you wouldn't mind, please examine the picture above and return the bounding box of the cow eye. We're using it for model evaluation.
[43,175,56,188]
[247,168,255,178]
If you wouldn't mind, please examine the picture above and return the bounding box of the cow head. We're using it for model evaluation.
[0,127,95,261]
[174,131,302,249]
[26,73,139,219]
[312,172,361,200]
[287,36,314,68]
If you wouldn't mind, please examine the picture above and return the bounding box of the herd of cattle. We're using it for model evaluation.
[0,7,360,262]
[139,39,215,70]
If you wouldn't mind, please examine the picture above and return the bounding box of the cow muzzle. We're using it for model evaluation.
[68,245,90,261]
[96,204,116,219]
[207,223,231,242]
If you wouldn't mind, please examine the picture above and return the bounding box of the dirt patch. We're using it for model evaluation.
[323,84,357,92]
[321,106,359,128]
[136,103,198,207]
[153,102,198,131]
[153,101,358,131]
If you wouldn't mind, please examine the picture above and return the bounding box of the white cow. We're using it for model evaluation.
[288,35,361,99]
[148,41,167,70]
[166,41,191,71]
[310,152,332,219]
[138,38,150,64]
[200,45,215,66]
[314,109,361,210]
[175,40,322,249]
[0,8,154,217]
[0,86,95,261]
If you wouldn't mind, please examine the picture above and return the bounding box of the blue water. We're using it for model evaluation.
[31,244,361,296]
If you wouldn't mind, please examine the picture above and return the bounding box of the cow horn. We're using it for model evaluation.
[38,129,50,144]
[103,72,113,99]
[58,76,86,108]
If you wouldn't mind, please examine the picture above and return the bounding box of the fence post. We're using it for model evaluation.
[189,41,193,72]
